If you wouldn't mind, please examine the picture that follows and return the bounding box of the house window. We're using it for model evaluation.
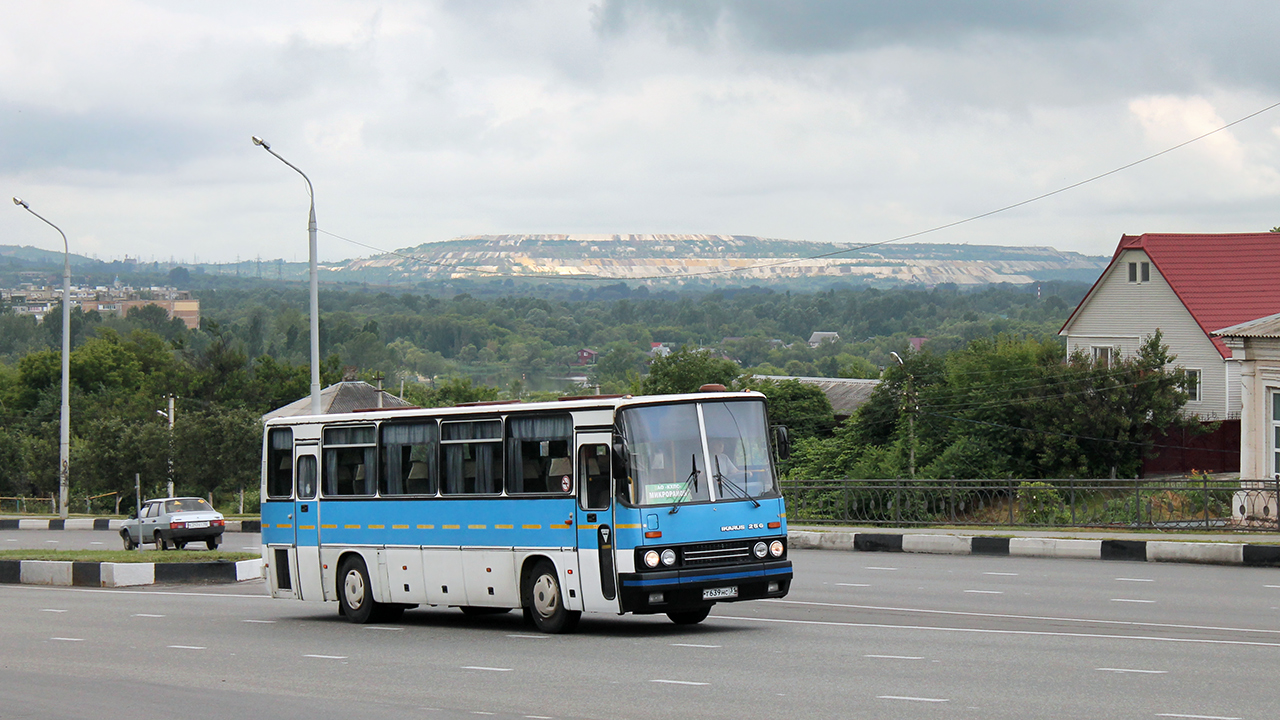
[1127,262,1151,283]
[1092,346,1116,367]
[1128,263,1137,282]
[1184,369,1201,402]
[1141,262,1150,282]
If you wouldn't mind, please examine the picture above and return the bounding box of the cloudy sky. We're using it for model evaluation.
[2,0,1279,264]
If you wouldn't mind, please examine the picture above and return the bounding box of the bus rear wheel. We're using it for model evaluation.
[667,607,711,625]
[338,556,379,624]
[523,560,580,634]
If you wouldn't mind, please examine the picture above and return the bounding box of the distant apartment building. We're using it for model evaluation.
[1,284,200,329]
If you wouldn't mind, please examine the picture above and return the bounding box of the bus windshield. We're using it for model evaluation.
[619,399,777,507]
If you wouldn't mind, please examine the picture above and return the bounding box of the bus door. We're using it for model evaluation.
[293,444,323,600]
[574,432,618,612]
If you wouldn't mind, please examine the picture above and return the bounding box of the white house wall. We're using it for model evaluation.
[1063,250,1233,420]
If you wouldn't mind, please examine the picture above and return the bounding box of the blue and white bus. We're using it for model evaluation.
[260,387,792,633]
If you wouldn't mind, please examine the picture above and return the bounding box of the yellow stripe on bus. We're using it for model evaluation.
[579,524,598,530]
[392,525,409,529]
[468,524,486,529]
[522,524,541,529]
[321,524,336,529]
[368,524,385,529]
[417,524,434,529]
[495,524,513,529]
[443,524,460,529]
[550,524,570,529]
[344,524,360,529]
[616,524,641,529]
[299,525,315,530]
[275,524,291,529]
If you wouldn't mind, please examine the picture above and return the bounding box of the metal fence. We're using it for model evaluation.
[781,478,1280,531]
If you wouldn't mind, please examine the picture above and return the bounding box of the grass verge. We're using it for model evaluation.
[0,549,258,563]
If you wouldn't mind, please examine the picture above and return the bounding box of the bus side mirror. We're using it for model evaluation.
[772,425,791,460]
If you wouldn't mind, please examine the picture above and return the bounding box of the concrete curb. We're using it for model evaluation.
[788,530,1280,568]
[0,519,261,533]
[0,558,264,587]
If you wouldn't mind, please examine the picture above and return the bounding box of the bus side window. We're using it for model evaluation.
[581,444,610,511]
[266,428,294,499]
[297,455,317,500]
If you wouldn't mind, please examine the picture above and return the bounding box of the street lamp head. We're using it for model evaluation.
[890,351,904,366]
[251,136,270,149]
[12,197,27,208]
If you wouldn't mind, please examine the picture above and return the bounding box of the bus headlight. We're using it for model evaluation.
[661,549,677,566]
[644,550,661,568]
[753,541,768,558]
[770,540,784,557]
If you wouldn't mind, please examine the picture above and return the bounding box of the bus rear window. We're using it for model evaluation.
[266,428,293,499]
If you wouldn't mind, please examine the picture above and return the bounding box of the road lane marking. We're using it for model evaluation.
[651,679,708,686]
[764,599,1280,636]
[462,666,512,672]
[50,637,83,642]
[1116,578,1154,582]
[9,585,273,599]
[471,713,495,716]
[304,654,348,659]
[1265,585,1280,589]
[524,716,553,719]
[90,541,103,545]
[670,643,721,648]
[168,645,206,650]
[132,614,165,618]
[983,572,1018,576]
[1111,599,1156,603]
[243,619,276,624]
[1156,714,1242,719]
[40,609,67,613]
[964,590,1004,594]
[865,567,898,571]
[45,540,58,543]
[716,614,1280,648]
[507,634,550,639]
[878,695,948,703]
[1097,667,1166,674]
[837,583,870,587]
[364,626,402,631]
[865,654,924,660]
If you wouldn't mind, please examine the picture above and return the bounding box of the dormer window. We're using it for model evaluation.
[1127,261,1150,283]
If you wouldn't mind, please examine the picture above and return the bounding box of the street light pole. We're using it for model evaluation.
[251,137,322,416]
[13,197,71,519]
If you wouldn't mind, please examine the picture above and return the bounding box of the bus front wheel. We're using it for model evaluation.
[667,607,711,625]
[338,556,378,624]
[523,560,580,634]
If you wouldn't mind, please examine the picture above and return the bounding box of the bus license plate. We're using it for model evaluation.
[187,521,209,528]
[702,586,738,600]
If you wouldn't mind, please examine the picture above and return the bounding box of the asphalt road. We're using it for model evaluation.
[0,529,262,552]
[1,548,1278,720]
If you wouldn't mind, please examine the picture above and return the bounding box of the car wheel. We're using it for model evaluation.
[206,538,218,551]
[121,531,135,551]
[338,556,378,624]
[522,560,580,634]
[667,607,712,625]
[154,532,168,551]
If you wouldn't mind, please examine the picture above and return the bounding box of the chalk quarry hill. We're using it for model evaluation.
[337,235,1107,286]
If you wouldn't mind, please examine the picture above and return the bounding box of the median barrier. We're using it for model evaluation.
[1146,541,1244,565]
[0,558,264,588]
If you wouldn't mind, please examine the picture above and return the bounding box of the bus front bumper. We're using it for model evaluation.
[617,560,792,614]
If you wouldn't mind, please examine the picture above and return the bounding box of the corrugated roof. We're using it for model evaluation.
[262,381,414,421]
[1062,233,1280,359]
[1213,311,1280,338]
[754,375,880,418]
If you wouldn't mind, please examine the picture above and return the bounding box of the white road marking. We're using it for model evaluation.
[1156,714,1242,719]
[964,590,1004,594]
[89,541,103,545]
[462,666,512,672]
[1265,585,1280,589]
[717,614,1280,648]
[241,547,256,550]
[364,626,402,631]
[39,609,67,613]
[524,716,553,719]
[651,679,708,686]
[304,654,348,659]
[1115,577,1154,582]
[471,713,495,716]
[1111,599,1156,604]
[132,613,165,618]
[45,540,58,543]
[983,572,1018,576]
[50,637,83,642]
[168,645,206,650]
[5,539,15,542]
[506,634,550,639]
[243,619,276,624]
[865,567,898,571]
[865,654,924,660]
[9,585,272,599]
[670,643,721,648]
[837,583,870,587]
[764,598,1280,636]
[877,695,948,703]
[1097,667,1166,674]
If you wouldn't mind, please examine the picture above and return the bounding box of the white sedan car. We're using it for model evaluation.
[121,497,225,550]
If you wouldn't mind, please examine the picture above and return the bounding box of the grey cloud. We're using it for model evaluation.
[0,102,207,173]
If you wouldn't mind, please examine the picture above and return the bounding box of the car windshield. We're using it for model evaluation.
[618,399,778,507]
[165,498,214,513]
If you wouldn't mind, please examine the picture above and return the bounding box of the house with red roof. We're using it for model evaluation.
[1060,233,1280,422]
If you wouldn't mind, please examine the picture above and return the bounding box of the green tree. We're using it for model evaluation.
[640,347,741,395]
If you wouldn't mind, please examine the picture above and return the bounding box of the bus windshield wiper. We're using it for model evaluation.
[714,456,760,508]
[668,454,700,514]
